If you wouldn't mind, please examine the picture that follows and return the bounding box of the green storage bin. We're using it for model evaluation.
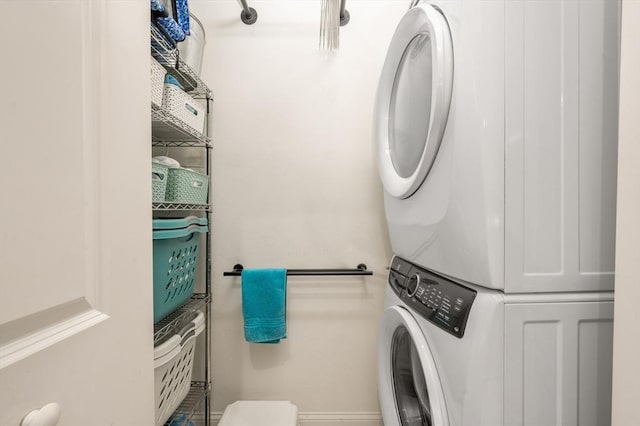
[165,167,209,204]
[152,162,169,202]
[153,216,209,323]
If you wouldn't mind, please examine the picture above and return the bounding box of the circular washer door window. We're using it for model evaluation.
[374,4,453,199]
[378,306,449,426]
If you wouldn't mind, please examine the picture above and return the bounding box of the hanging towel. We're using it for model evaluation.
[241,268,287,344]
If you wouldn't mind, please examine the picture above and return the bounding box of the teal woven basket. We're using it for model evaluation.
[165,167,209,204]
[152,162,169,202]
[153,217,209,323]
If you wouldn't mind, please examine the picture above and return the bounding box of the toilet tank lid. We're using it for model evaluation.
[219,401,298,426]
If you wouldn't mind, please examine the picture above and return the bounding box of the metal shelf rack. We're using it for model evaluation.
[151,24,212,98]
[154,294,211,345]
[152,104,212,146]
[164,381,209,426]
[152,202,212,212]
[151,23,213,426]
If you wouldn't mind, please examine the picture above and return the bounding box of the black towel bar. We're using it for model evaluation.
[223,264,372,276]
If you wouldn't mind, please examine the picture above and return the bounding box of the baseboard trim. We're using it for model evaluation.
[210,411,383,426]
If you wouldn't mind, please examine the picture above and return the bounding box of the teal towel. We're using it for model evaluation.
[241,268,287,343]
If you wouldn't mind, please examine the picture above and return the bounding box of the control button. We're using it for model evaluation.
[453,326,460,333]
[453,305,462,313]
[455,298,464,305]
[436,311,450,324]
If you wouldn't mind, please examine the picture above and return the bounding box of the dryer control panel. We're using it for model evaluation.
[389,256,477,338]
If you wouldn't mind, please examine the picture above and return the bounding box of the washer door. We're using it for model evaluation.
[374,4,453,199]
[378,306,449,426]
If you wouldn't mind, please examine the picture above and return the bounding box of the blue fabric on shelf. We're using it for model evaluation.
[174,0,191,35]
[150,0,165,12]
[164,74,185,90]
[156,16,186,42]
[168,414,195,426]
[241,268,287,344]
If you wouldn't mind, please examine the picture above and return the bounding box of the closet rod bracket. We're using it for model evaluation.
[241,6,258,25]
[340,9,350,26]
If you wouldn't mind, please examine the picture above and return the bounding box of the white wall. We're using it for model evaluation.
[191,0,407,421]
[611,0,640,424]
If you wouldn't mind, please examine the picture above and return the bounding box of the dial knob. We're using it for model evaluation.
[406,273,420,297]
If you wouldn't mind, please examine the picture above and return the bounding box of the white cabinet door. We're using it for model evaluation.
[504,0,620,293]
[0,1,154,425]
[504,298,614,426]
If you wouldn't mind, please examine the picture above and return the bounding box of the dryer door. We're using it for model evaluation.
[378,306,449,426]
[374,4,453,199]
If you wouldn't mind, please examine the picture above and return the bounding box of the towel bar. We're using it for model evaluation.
[223,264,372,276]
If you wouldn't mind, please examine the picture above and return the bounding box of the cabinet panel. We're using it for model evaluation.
[504,300,614,426]
[505,0,620,292]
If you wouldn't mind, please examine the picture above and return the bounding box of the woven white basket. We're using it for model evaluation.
[152,162,169,202]
[165,167,209,204]
[151,58,166,107]
[154,311,205,426]
[162,84,205,133]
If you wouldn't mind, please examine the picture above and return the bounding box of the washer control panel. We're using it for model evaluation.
[389,256,476,338]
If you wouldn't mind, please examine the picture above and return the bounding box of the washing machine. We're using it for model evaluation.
[378,256,614,426]
[374,0,620,293]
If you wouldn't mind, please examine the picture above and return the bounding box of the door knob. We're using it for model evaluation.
[21,403,61,426]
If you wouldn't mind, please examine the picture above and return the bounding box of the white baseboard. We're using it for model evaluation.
[209,411,383,426]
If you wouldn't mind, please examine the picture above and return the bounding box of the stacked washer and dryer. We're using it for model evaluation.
[374,1,621,425]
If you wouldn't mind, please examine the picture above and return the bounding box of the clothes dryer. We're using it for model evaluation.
[375,0,620,293]
[378,257,614,426]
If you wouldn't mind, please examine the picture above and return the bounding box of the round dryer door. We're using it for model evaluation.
[378,306,449,426]
[374,4,453,199]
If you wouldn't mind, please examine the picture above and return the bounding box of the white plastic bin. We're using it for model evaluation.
[151,58,167,107]
[154,310,205,426]
[162,84,205,133]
